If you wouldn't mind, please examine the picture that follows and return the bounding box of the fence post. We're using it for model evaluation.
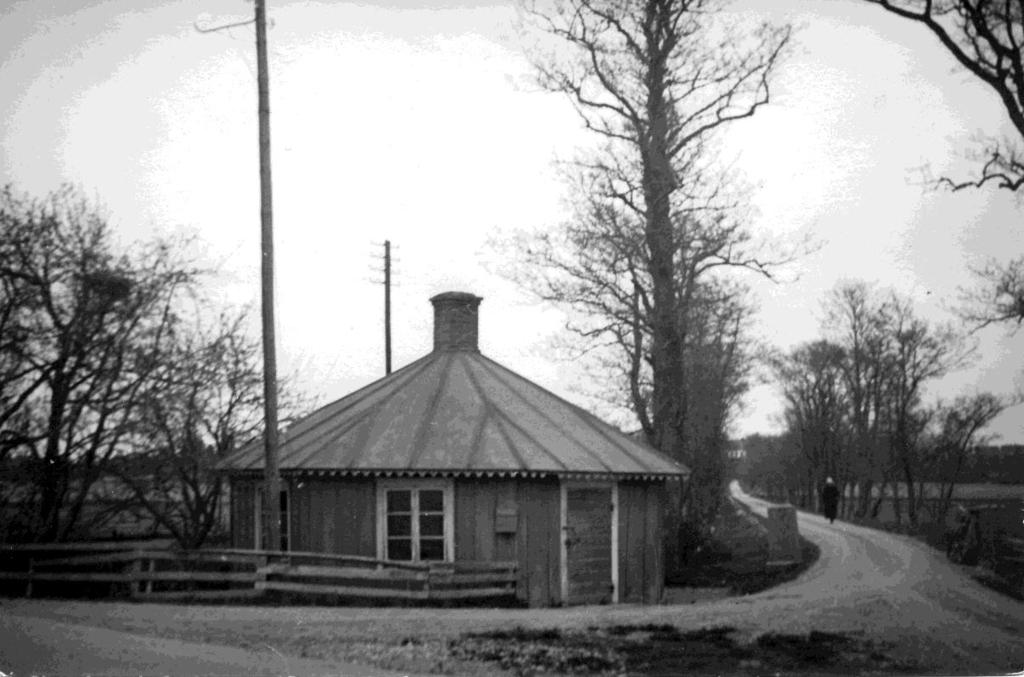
[145,555,155,594]
[130,550,143,598]
[25,557,33,598]
[255,554,268,594]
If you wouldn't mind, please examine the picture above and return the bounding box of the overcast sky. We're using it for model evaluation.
[2,0,1022,443]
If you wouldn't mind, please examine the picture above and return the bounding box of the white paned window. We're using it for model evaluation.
[376,479,453,562]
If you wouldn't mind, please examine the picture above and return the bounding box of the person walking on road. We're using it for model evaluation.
[821,477,840,524]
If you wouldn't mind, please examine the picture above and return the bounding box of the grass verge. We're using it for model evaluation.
[446,624,919,676]
[668,496,821,595]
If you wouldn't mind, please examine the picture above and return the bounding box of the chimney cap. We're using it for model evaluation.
[430,291,482,305]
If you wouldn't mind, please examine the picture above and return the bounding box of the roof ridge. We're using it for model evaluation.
[471,354,612,472]
[406,352,455,469]
[461,354,530,470]
[281,353,436,449]
[349,355,448,468]
[458,354,497,469]
[287,403,381,469]
[477,353,682,472]
[490,405,568,471]
[218,353,437,469]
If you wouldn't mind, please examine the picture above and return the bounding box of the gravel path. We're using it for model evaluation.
[2,482,1022,675]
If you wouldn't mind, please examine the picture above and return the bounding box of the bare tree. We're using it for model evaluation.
[822,282,891,517]
[771,340,848,509]
[863,0,1024,326]
[959,257,1024,328]
[679,280,758,528]
[866,1,1024,190]
[0,186,197,542]
[772,282,977,526]
[109,312,266,548]
[0,197,44,464]
[882,294,971,526]
[924,392,1009,522]
[515,0,791,550]
[737,432,804,502]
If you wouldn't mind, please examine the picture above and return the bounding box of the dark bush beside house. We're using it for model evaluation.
[219,292,689,607]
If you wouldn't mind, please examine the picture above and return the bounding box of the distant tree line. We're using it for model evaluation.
[739,281,1017,528]
[738,438,1022,507]
[952,445,1024,484]
[0,185,291,547]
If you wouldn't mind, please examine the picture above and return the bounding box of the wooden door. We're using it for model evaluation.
[564,486,613,605]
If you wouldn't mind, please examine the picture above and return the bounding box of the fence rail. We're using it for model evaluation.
[996,535,1024,564]
[0,542,516,603]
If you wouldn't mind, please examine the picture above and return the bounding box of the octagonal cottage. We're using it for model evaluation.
[220,292,688,606]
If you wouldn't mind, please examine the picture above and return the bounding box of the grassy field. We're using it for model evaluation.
[841,482,1022,533]
[945,483,1024,500]
[853,482,1024,500]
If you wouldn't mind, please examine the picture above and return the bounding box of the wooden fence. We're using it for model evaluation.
[0,542,517,603]
[989,533,1024,592]
[999,535,1024,563]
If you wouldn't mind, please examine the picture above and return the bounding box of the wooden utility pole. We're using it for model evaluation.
[384,240,392,375]
[256,0,281,552]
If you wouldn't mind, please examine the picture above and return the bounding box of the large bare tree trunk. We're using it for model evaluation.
[515,0,790,568]
[642,19,685,466]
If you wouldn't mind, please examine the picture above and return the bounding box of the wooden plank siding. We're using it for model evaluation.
[515,478,562,607]
[230,476,665,607]
[288,479,376,557]
[646,481,664,603]
[617,480,665,604]
[454,479,516,563]
[230,478,376,556]
[618,482,643,603]
[454,477,560,607]
[231,480,257,549]
[565,485,613,605]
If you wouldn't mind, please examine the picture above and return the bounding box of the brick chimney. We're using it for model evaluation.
[430,291,482,352]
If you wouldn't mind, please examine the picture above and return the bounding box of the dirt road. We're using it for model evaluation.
[728,482,1024,672]
[2,483,1022,675]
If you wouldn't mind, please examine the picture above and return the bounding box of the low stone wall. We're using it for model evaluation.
[766,506,801,564]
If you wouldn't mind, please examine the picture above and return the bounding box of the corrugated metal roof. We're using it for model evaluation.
[220,351,687,479]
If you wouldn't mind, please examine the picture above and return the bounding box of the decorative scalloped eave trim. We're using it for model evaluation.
[220,468,684,481]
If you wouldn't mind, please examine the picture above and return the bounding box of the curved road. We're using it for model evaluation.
[729,481,1024,672]
[2,483,1023,675]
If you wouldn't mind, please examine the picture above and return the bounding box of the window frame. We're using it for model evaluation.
[375,478,454,563]
[254,485,290,552]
